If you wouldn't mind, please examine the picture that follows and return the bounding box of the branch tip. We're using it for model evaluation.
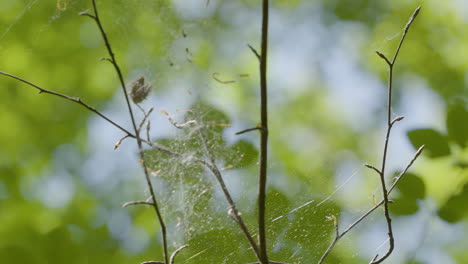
[375,51,391,65]
[170,245,189,264]
[79,11,95,19]
[247,44,261,60]
[235,126,262,135]
[364,164,382,175]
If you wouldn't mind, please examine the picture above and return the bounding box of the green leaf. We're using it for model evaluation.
[407,129,450,157]
[396,173,426,199]
[446,101,468,148]
[224,140,258,168]
[390,197,419,215]
[437,183,468,223]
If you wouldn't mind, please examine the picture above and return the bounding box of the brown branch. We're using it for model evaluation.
[364,164,382,176]
[247,44,261,60]
[138,107,154,133]
[0,71,135,139]
[123,200,155,208]
[318,6,422,264]
[370,6,421,264]
[257,1,270,263]
[195,121,261,260]
[83,1,169,263]
[114,135,130,150]
[318,145,424,264]
[235,126,263,135]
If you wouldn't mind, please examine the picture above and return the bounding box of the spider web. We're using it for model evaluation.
[0,1,437,264]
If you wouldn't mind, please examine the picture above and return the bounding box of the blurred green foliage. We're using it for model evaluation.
[0,0,467,264]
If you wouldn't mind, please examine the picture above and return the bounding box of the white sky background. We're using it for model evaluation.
[0,0,464,263]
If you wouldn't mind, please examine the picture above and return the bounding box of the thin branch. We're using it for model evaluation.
[318,7,422,264]
[370,7,421,264]
[123,200,155,207]
[390,116,405,126]
[375,51,391,66]
[258,1,270,263]
[247,44,261,60]
[170,245,189,264]
[364,164,382,176]
[141,262,164,264]
[0,71,135,139]
[84,1,169,263]
[146,120,152,142]
[195,122,261,260]
[138,107,154,133]
[235,126,263,135]
[319,146,423,263]
[114,135,130,150]
[212,72,236,84]
[391,6,421,66]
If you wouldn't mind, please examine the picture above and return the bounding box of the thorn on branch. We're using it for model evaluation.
[247,44,261,60]
[391,116,405,125]
[235,126,263,135]
[122,199,155,208]
[100,57,113,63]
[364,164,382,175]
[79,11,96,19]
[375,51,391,66]
[114,135,130,150]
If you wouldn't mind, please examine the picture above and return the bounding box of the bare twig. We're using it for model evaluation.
[195,121,261,260]
[247,44,261,60]
[257,1,270,263]
[170,245,189,264]
[146,120,152,142]
[364,164,382,175]
[161,110,197,129]
[123,196,154,208]
[212,72,236,84]
[83,1,169,263]
[235,126,263,135]
[318,146,424,263]
[370,6,421,264]
[0,71,135,139]
[138,107,154,133]
[123,200,155,207]
[114,135,130,150]
[318,6,422,264]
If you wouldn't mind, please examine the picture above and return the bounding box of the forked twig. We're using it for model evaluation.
[82,1,169,263]
[318,146,424,263]
[247,44,261,60]
[195,120,261,260]
[318,6,422,264]
[369,6,421,264]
